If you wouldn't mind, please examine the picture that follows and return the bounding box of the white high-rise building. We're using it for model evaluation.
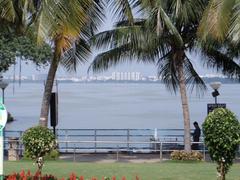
[111,72,116,80]
[112,72,141,81]
[116,72,121,80]
[135,72,140,81]
[127,72,131,80]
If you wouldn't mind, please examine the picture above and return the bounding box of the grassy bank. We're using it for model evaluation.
[4,161,240,179]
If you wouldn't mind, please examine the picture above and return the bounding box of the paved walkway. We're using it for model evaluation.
[59,153,240,163]
[60,153,174,163]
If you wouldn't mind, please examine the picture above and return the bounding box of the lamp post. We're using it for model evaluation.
[210,82,221,104]
[0,75,8,104]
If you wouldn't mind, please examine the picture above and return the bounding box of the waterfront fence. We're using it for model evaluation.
[4,128,191,152]
[5,139,207,161]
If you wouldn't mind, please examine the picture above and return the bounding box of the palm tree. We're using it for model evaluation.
[89,0,240,151]
[37,0,104,126]
[38,0,139,126]
[1,0,104,126]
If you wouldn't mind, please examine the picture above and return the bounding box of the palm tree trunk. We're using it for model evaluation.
[39,38,61,127]
[177,56,191,152]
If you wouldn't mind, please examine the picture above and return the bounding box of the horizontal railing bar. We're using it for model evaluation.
[55,129,186,131]
[4,139,204,144]
[56,135,184,137]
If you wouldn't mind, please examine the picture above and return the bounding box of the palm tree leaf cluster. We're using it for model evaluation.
[90,0,208,93]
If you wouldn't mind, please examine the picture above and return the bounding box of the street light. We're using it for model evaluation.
[210,82,221,104]
[0,74,8,104]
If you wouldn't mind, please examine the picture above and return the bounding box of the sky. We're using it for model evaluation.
[4,7,218,78]
[4,51,218,77]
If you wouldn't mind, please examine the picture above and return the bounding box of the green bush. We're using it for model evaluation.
[23,149,59,160]
[202,108,240,180]
[170,150,203,161]
[22,126,56,172]
[45,149,59,160]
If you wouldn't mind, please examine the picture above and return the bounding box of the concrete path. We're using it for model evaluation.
[59,153,167,163]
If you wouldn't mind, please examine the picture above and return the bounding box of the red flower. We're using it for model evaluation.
[70,173,76,180]
[20,170,25,178]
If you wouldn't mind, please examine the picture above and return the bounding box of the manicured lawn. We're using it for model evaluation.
[3,160,240,179]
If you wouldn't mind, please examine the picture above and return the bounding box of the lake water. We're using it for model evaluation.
[4,82,240,130]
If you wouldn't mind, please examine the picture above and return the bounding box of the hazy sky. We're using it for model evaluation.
[4,7,218,77]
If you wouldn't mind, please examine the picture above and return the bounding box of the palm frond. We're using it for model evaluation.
[89,44,134,73]
[184,55,206,96]
[61,38,91,72]
[201,44,240,79]
[169,0,205,26]
[198,0,235,41]
[146,6,183,47]
[0,0,16,22]
[108,0,135,24]
[229,2,240,43]
[157,50,179,93]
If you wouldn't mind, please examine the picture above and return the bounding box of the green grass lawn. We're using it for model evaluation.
[3,160,240,180]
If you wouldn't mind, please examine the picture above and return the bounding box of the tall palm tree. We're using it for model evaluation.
[37,0,104,126]
[89,0,240,151]
[38,0,138,126]
[1,0,104,126]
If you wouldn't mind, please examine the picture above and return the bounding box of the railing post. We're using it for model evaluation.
[159,142,162,161]
[94,129,97,153]
[239,145,240,158]
[116,145,119,161]
[127,129,130,153]
[19,131,23,156]
[203,142,206,161]
[73,143,76,162]
[65,130,68,153]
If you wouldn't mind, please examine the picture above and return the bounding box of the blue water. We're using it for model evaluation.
[4,82,240,130]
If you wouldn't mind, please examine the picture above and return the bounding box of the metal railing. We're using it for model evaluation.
[4,129,192,153]
[5,139,207,161]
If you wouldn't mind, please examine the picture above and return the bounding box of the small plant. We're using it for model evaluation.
[170,150,203,161]
[203,108,240,180]
[22,126,56,173]
[45,149,59,160]
[171,150,203,161]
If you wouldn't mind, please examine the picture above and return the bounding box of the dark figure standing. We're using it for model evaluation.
[191,121,201,150]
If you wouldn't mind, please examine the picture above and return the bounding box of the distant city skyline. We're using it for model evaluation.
[3,52,220,78]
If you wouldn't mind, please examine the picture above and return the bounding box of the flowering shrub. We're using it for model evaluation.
[5,170,57,180]
[170,150,203,161]
[5,171,141,180]
[22,126,57,172]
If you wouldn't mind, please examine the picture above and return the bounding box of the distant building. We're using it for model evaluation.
[112,72,141,81]
[32,74,47,81]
